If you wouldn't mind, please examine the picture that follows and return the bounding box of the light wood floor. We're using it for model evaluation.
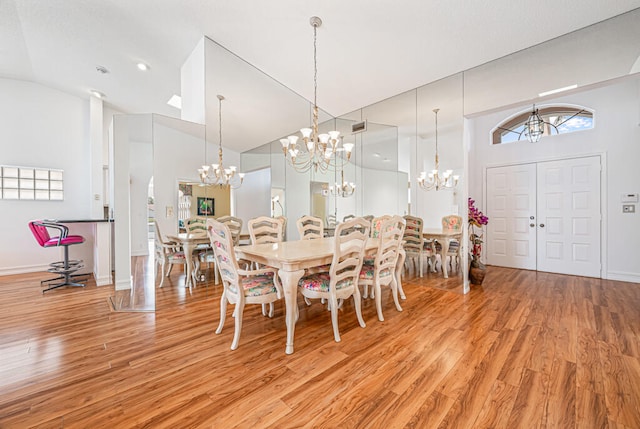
[1,263,639,428]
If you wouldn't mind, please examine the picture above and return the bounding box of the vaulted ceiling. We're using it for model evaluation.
[2,0,640,153]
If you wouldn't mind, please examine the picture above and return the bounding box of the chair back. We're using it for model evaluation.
[28,221,50,247]
[330,217,370,292]
[326,214,337,228]
[296,215,324,240]
[442,215,463,231]
[370,215,392,238]
[276,215,287,241]
[402,215,424,255]
[206,219,241,294]
[343,214,355,222]
[248,216,284,244]
[374,216,406,272]
[185,217,207,235]
[217,215,243,246]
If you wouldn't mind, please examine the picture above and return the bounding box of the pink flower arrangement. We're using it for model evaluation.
[468,198,489,260]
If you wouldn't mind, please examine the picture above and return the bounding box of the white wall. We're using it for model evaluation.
[0,79,91,275]
[234,167,271,234]
[469,77,640,283]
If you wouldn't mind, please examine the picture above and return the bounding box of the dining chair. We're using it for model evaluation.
[342,214,355,222]
[248,216,284,245]
[154,220,196,287]
[296,215,324,240]
[199,215,244,283]
[185,217,207,234]
[438,214,463,270]
[402,215,427,277]
[326,214,337,228]
[359,215,405,321]
[207,219,283,351]
[248,216,284,315]
[297,217,369,343]
[276,215,287,241]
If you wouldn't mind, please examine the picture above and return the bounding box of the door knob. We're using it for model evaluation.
[530,223,535,227]
[530,216,535,220]
[539,223,545,228]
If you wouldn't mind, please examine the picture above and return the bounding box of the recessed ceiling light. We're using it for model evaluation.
[539,84,577,97]
[95,65,110,74]
[373,152,381,158]
[167,94,182,109]
[90,90,106,99]
[137,62,150,71]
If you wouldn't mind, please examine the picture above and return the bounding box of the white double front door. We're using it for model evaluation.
[486,156,601,278]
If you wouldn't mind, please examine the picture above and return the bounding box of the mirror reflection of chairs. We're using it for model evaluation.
[296,215,324,240]
[435,215,462,271]
[154,220,197,288]
[28,220,90,292]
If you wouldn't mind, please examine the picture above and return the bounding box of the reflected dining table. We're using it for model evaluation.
[166,232,210,288]
[423,228,463,279]
[236,237,405,355]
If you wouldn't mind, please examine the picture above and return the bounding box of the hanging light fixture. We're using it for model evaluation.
[524,104,545,143]
[417,108,459,191]
[280,16,354,173]
[198,95,244,188]
[330,167,356,198]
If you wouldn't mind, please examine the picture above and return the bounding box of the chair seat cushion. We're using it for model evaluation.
[359,265,392,280]
[167,251,186,262]
[363,257,375,265]
[43,235,84,247]
[228,275,277,297]
[298,272,353,292]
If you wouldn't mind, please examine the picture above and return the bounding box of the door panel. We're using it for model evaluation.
[537,157,601,277]
[486,163,537,270]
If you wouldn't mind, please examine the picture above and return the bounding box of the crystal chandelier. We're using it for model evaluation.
[280,16,354,173]
[524,104,545,143]
[198,95,244,188]
[330,168,355,198]
[417,108,459,191]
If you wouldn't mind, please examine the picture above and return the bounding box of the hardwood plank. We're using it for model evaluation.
[1,265,639,427]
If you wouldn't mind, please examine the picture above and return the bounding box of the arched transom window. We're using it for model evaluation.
[492,105,594,144]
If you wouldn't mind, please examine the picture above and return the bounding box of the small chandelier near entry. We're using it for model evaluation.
[198,95,244,188]
[524,104,545,143]
[417,108,459,191]
[280,16,354,173]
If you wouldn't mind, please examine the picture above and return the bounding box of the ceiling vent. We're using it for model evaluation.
[351,120,367,134]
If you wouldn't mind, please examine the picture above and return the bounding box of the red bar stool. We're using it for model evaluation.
[28,220,89,292]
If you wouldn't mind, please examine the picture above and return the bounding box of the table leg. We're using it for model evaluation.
[441,239,450,279]
[183,241,195,287]
[278,269,305,355]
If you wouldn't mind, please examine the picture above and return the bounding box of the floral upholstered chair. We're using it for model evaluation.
[438,215,463,270]
[359,216,405,321]
[297,217,369,342]
[402,215,426,277]
[199,216,243,284]
[207,219,282,350]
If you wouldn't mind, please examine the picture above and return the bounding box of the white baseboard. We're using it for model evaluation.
[95,274,113,286]
[0,264,50,276]
[606,271,640,284]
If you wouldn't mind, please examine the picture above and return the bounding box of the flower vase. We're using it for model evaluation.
[469,255,486,285]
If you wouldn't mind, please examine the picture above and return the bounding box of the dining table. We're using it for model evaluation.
[423,228,463,279]
[166,232,211,288]
[236,237,406,355]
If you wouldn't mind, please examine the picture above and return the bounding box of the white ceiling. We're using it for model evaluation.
[3,0,640,153]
